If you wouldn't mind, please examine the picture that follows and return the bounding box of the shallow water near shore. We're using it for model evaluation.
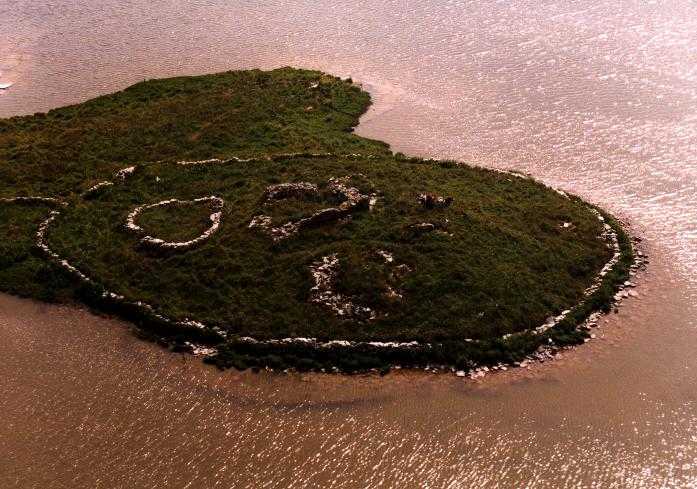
[2,0,697,487]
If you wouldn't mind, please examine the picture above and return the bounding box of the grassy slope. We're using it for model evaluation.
[137,202,218,244]
[0,67,631,372]
[0,68,387,198]
[0,68,386,300]
[48,156,610,343]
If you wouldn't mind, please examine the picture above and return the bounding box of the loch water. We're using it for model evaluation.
[1,1,697,487]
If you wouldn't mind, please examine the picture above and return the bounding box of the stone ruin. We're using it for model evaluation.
[263,182,319,201]
[308,249,411,322]
[417,192,453,209]
[125,196,225,251]
[308,253,376,321]
[0,155,641,373]
[249,175,375,242]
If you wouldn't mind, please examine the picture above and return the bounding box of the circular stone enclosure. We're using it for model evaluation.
[125,197,225,250]
[43,154,616,347]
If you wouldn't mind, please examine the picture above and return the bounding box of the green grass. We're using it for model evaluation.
[0,202,73,301]
[136,200,218,244]
[0,67,632,373]
[0,68,387,198]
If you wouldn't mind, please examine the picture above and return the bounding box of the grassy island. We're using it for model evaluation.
[0,68,634,373]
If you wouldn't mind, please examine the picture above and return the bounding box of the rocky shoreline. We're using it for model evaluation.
[0,151,640,376]
[462,230,645,380]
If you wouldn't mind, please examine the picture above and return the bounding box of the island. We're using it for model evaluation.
[0,68,636,374]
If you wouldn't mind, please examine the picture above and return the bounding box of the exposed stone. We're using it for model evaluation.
[125,196,224,251]
[376,250,394,263]
[408,219,451,237]
[308,254,375,321]
[83,181,114,197]
[6,151,636,375]
[263,182,319,201]
[417,192,453,209]
[250,175,374,242]
[115,166,136,180]
[410,222,436,234]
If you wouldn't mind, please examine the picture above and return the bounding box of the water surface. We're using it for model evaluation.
[1,1,696,487]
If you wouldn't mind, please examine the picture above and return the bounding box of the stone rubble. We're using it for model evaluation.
[176,152,381,168]
[263,182,319,201]
[183,342,218,356]
[249,175,374,242]
[248,214,272,230]
[1,156,643,374]
[307,247,412,319]
[125,196,224,250]
[417,192,453,209]
[115,166,136,180]
[0,196,68,207]
[83,181,114,197]
[308,253,376,321]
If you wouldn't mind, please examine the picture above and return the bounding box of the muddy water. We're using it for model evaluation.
[2,0,697,487]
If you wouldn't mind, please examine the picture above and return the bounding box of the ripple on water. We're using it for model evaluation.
[1,0,697,487]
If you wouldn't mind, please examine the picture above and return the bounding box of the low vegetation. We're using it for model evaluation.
[0,67,632,373]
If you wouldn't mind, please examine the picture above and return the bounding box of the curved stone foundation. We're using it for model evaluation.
[1,154,642,373]
[125,197,225,251]
[249,174,376,242]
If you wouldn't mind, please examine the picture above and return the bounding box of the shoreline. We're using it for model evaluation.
[0,69,641,376]
[1,153,641,377]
